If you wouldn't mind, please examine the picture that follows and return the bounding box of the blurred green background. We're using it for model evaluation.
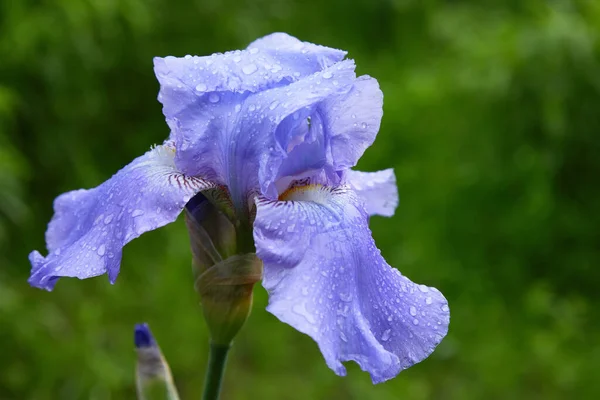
[1,0,599,398]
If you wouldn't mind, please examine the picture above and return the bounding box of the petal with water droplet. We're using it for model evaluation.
[254,184,449,383]
[28,144,214,290]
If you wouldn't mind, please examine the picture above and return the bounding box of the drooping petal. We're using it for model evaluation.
[253,185,449,383]
[345,169,398,217]
[28,144,213,290]
[153,33,384,207]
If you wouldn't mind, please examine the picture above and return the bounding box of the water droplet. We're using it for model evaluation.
[234,104,241,113]
[233,55,242,63]
[249,47,259,54]
[269,100,279,110]
[441,304,449,312]
[418,285,429,293]
[249,104,256,112]
[339,292,353,302]
[131,209,144,217]
[55,248,61,255]
[361,122,367,129]
[97,244,106,256]
[340,332,348,342]
[301,286,309,295]
[381,329,391,342]
[242,63,257,75]
[195,83,207,92]
[409,306,417,316]
[426,297,433,305]
[332,80,339,86]
[209,93,220,103]
[184,54,192,59]
[351,114,356,119]
[103,214,113,224]
[413,318,420,325]
[322,71,333,79]
[387,315,393,322]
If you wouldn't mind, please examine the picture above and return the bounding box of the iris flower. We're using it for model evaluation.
[29,33,449,383]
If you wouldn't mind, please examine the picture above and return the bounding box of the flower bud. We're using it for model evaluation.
[134,323,180,400]
[185,192,262,345]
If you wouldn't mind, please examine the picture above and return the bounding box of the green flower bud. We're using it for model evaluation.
[185,191,262,345]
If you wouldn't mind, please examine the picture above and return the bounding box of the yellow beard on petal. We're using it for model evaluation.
[279,183,334,205]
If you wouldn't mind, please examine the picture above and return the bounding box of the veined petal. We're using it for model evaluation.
[158,55,358,207]
[322,76,383,170]
[153,33,384,208]
[28,144,213,291]
[154,32,345,119]
[253,185,449,383]
[346,169,398,217]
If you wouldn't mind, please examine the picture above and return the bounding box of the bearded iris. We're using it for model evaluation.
[29,33,449,384]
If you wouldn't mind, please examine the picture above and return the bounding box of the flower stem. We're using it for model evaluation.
[202,342,231,400]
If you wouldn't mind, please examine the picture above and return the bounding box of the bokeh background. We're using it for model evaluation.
[1,0,599,399]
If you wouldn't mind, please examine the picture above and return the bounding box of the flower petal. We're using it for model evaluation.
[345,169,398,217]
[154,32,345,119]
[322,76,383,170]
[157,53,358,206]
[154,33,384,207]
[28,144,213,290]
[253,185,449,383]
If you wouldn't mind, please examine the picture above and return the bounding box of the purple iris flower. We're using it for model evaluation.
[29,33,449,383]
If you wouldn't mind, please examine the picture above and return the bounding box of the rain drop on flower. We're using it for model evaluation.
[242,63,258,75]
[381,329,391,342]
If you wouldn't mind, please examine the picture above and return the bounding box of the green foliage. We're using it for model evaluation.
[1,0,599,398]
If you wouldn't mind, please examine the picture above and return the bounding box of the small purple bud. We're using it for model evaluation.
[134,323,155,349]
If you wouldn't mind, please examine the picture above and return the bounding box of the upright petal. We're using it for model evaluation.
[157,53,358,206]
[253,185,449,383]
[345,169,398,217]
[322,76,383,170]
[153,33,384,208]
[29,144,213,290]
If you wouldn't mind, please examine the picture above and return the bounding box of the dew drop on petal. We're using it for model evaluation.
[269,100,279,110]
[418,284,429,293]
[234,104,241,113]
[103,214,113,224]
[361,122,367,129]
[441,304,449,312]
[195,83,207,92]
[381,329,391,342]
[97,244,106,257]
[413,318,420,325]
[131,209,144,217]
[426,297,433,305]
[322,71,333,79]
[209,93,220,103]
[242,63,257,75]
[409,306,417,316]
[339,292,353,302]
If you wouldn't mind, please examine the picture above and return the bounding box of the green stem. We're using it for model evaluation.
[202,342,231,400]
